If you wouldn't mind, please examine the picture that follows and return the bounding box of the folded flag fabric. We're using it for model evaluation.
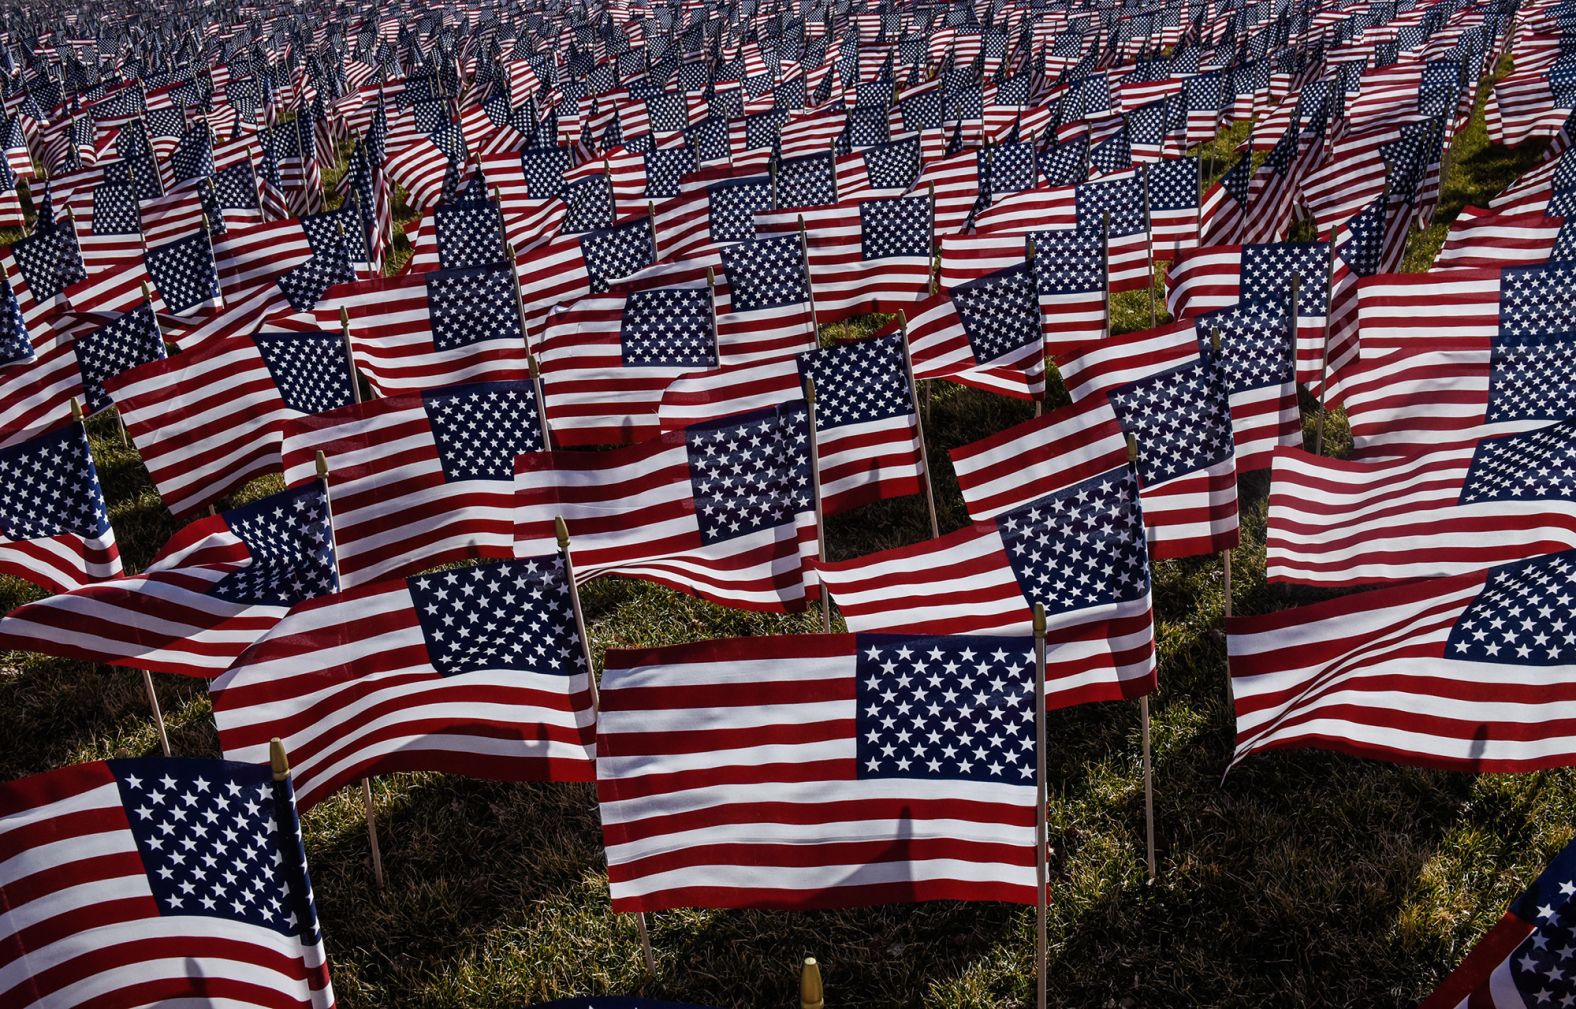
[281,379,546,589]
[0,755,335,1009]
[1266,421,1576,587]
[0,480,336,676]
[0,418,119,592]
[516,403,817,613]
[212,554,596,812]
[596,632,1040,912]
[1419,834,1576,1009]
[1229,548,1576,773]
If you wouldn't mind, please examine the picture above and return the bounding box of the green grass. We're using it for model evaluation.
[0,79,1569,1009]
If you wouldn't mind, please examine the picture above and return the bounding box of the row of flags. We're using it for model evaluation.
[0,0,1570,1002]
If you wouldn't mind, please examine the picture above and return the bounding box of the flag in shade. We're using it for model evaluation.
[1229,548,1576,773]
[819,466,1156,700]
[0,755,335,1009]
[596,632,1039,912]
[107,328,356,518]
[281,380,546,589]
[211,554,596,812]
[1265,421,1576,587]
[515,403,816,613]
[0,419,119,591]
[0,479,335,676]
[1419,835,1576,1009]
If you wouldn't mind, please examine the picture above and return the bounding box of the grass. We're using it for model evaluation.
[0,71,1565,1009]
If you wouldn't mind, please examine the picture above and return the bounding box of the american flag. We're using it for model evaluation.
[819,465,1156,683]
[108,328,356,518]
[515,403,817,613]
[1322,196,1389,407]
[1419,835,1576,1009]
[73,301,166,412]
[145,228,225,317]
[281,379,546,588]
[596,631,1040,912]
[407,199,508,272]
[657,331,926,515]
[537,283,718,447]
[972,169,1152,293]
[211,554,597,812]
[1146,155,1201,258]
[1028,228,1107,358]
[1229,548,1576,773]
[1265,420,1576,587]
[315,262,531,396]
[1,218,87,341]
[894,262,1046,401]
[0,418,119,591]
[0,755,334,1009]
[1435,206,1565,269]
[0,480,337,677]
[516,216,657,339]
[384,131,452,210]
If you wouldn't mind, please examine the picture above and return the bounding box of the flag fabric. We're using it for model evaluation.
[1229,548,1576,774]
[211,554,596,813]
[1027,228,1108,358]
[0,419,119,591]
[280,379,546,589]
[316,262,532,396]
[515,403,817,613]
[1265,420,1576,586]
[1435,205,1565,269]
[0,755,335,1009]
[0,480,336,677]
[107,328,356,518]
[595,631,1040,912]
[516,216,658,339]
[1418,835,1576,1009]
[1,218,88,341]
[884,262,1046,400]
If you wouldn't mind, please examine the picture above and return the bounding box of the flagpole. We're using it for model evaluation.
[1209,327,1234,708]
[1100,211,1111,342]
[317,447,385,890]
[896,311,940,538]
[555,515,656,976]
[1033,601,1048,1009]
[801,957,825,1009]
[85,386,169,756]
[1026,236,1043,418]
[804,376,831,633]
[1127,434,1157,883]
[797,213,819,345]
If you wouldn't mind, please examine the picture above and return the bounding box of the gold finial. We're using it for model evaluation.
[270,737,290,781]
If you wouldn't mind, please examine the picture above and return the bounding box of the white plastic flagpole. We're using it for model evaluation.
[1127,434,1157,882]
[804,377,831,633]
[1033,602,1049,1009]
[317,448,385,890]
[896,311,940,539]
[555,516,656,975]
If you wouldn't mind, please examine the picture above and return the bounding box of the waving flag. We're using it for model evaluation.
[1419,835,1576,1009]
[0,480,336,676]
[212,554,596,812]
[0,755,334,1009]
[888,262,1046,400]
[1230,549,1576,773]
[516,403,816,613]
[1,218,87,340]
[516,216,658,338]
[1435,206,1566,269]
[108,328,356,518]
[0,419,119,591]
[596,632,1039,912]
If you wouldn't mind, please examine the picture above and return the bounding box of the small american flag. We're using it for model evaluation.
[597,631,1040,912]
[73,301,167,413]
[0,755,334,1009]
[896,262,1047,401]
[516,403,817,613]
[0,419,120,591]
[1,219,88,340]
[0,480,337,677]
[281,380,546,588]
[1230,548,1576,773]
[212,553,597,812]
[516,216,657,339]
[145,229,224,317]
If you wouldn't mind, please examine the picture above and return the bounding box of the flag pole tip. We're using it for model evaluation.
[270,738,289,781]
[554,515,569,549]
[315,450,329,480]
[800,957,824,1009]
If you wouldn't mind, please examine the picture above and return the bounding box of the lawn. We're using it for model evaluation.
[0,70,1563,1008]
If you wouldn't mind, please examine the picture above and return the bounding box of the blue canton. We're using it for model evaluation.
[853,633,1037,782]
[76,304,164,412]
[721,234,810,312]
[0,423,108,539]
[861,195,932,260]
[987,142,1038,195]
[408,555,585,676]
[1076,175,1145,237]
[994,466,1150,616]
[646,92,689,133]
[1340,199,1388,276]
[901,89,945,132]
[799,332,914,429]
[211,482,337,606]
[146,232,221,314]
[423,380,544,481]
[581,218,656,294]
[687,117,733,163]
[1460,421,1576,504]
[620,287,716,367]
[1031,230,1104,294]
[685,404,814,544]
[708,178,773,245]
[1148,156,1200,212]
[563,174,616,234]
[1447,550,1576,664]
[864,137,923,190]
[776,152,837,210]
[1242,242,1329,316]
[1109,355,1236,484]
[427,264,524,352]
[435,203,506,270]
[1039,138,1090,187]
[108,757,318,938]
[1490,262,1576,423]
[645,147,696,199]
[1194,301,1294,392]
[253,331,356,414]
[11,221,87,302]
[1497,835,1576,1004]
[952,264,1041,363]
[521,147,572,199]
[92,181,143,235]
[0,276,31,365]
